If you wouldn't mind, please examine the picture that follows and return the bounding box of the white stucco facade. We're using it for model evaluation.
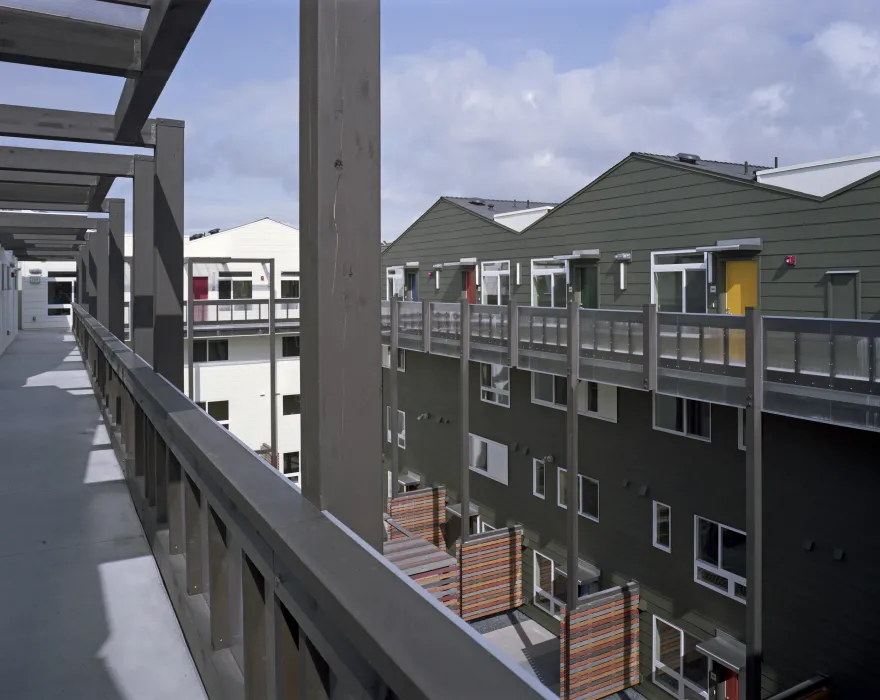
[0,249,19,357]
[756,151,880,197]
[18,259,76,331]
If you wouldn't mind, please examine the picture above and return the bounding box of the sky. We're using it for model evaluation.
[2,0,880,239]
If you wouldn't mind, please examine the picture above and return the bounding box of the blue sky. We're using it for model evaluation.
[2,0,880,239]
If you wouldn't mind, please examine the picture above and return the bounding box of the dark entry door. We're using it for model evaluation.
[193,276,208,322]
[828,272,859,319]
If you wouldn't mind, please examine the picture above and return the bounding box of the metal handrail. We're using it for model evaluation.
[73,304,550,700]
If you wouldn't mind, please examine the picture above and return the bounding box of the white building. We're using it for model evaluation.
[18,259,77,331]
[0,247,19,356]
[127,217,303,482]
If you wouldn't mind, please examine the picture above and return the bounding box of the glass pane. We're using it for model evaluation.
[587,382,599,413]
[765,330,795,372]
[480,363,492,389]
[728,328,746,367]
[656,619,681,670]
[553,274,567,309]
[654,668,680,696]
[535,461,545,496]
[218,280,231,300]
[558,469,568,505]
[193,341,207,363]
[483,275,499,305]
[499,275,510,305]
[596,320,612,352]
[680,325,700,361]
[491,364,509,392]
[631,322,644,356]
[554,375,568,406]
[703,326,724,364]
[659,324,679,359]
[683,634,709,690]
[483,261,508,272]
[655,504,670,548]
[552,569,567,602]
[233,280,253,299]
[208,401,229,422]
[833,335,870,380]
[47,280,73,304]
[655,253,704,265]
[687,400,710,438]
[534,590,554,616]
[612,321,629,354]
[581,478,599,518]
[721,527,747,578]
[656,271,683,312]
[209,340,229,362]
[800,332,831,376]
[685,270,707,313]
[655,394,684,433]
[470,437,488,472]
[536,552,553,590]
[580,265,598,309]
[734,582,747,602]
[534,373,554,403]
[697,519,719,566]
[534,275,552,307]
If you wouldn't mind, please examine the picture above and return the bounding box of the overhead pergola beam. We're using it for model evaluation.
[0,211,98,229]
[0,227,90,237]
[0,6,142,78]
[0,182,92,206]
[88,177,116,211]
[0,146,142,177]
[0,105,156,147]
[115,0,212,140]
[99,1,153,9]
[0,201,89,212]
[0,171,97,187]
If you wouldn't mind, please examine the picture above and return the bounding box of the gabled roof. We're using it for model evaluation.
[635,153,771,181]
[442,196,556,219]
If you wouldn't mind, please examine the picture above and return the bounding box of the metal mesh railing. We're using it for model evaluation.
[430,302,462,357]
[578,308,645,390]
[398,300,424,351]
[469,304,509,365]
[517,306,567,377]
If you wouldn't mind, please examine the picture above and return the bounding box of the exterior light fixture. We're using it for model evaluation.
[614,252,632,291]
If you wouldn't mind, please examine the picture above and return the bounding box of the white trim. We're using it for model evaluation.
[480,260,511,306]
[577,474,599,522]
[493,205,554,220]
[653,501,672,553]
[532,458,546,499]
[468,433,509,485]
[531,372,618,422]
[479,362,510,408]
[533,550,566,619]
[557,467,567,509]
[385,406,405,449]
[653,394,712,442]
[479,520,496,534]
[381,344,406,372]
[758,150,880,175]
[530,257,568,307]
[650,249,708,313]
[693,515,747,604]
[651,616,710,700]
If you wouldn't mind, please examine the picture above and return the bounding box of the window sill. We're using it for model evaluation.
[653,542,671,554]
[578,511,599,523]
[652,425,712,443]
[469,465,507,485]
[533,492,546,500]
[694,564,746,604]
[480,395,510,409]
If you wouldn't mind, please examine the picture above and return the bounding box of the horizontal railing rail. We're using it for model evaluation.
[518,306,567,376]
[469,304,509,366]
[578,308,645,391]
[186,299,301,326]
[73,304,551,700]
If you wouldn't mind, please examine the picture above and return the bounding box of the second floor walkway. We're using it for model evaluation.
[0,330,207,700]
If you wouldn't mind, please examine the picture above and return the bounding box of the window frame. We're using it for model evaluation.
[650,249,708,313]
[385,406,405,449]
[532,458,546,499]
[196,400,230,429]
[577,474,599,522]
[381,344,406,371]
[480,260,511,306]
[282,335,301,358]
[653,394,711,442]
[282,394,301,416]
[738,408,746,451]
[533,551,565,619]
[280,277,301,300]
[479,520,497,534]
[653,501,672,553]
[530,257,568,308]
[282,451,300,485]
[192,339,229,363]
[386,265,404,300]
[557,466,568,509]
[651,615,710,700]
[479,362,510,407]
[531,372,617,422]
[468,433,509,485]
[693,515,747,604]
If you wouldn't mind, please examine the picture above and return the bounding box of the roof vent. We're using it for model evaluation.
[468,199,485,206]
[676,153,700,164]
[208,228,221,235]
[488,203,494,211]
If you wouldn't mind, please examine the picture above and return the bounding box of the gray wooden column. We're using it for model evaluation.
[105,198,125,340]
[459,295,471,543]
[269,260,278,468]
[299,0,382,548]
[132,156,155,364]
[77,244,88,305]
[565,266,582,694]
[745,307,763,700]
[89,220,107,321]
[390,296,400,495]
[153,120,185,391]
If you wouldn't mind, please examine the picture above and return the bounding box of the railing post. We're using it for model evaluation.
[187,259,194,400]
[208,507,231,650]
[390,296,400,498]
[745,307,763,700]
[422,298,431,353]
[132,156,155,364]
[105,198,126,340]
[167,451,183,554]
[269,260,278,469]
[565,271,582,698]
[508,300,518,368]
[644,304,657,391]
[460,297,471,545]
[184,474,203,595]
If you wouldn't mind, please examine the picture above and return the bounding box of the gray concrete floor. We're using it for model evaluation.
[0,330,207,700]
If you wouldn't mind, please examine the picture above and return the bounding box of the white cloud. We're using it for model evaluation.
[813,21,880,94]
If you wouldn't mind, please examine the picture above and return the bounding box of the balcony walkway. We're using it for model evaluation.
[0,330,207,700]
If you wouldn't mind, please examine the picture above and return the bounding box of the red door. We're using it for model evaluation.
[193,276,208,322]
[724,669,739,700]
[464,268,477,304]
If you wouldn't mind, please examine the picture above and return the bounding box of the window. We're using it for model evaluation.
[481,261,510,305]
[651,250,707,313]
[738,409,746,451]
[47,280,73,305]
[654,395,710,440]
[468,434,508,484]
[652,616,710,699]
[381,344,405,371]
[653,502,671,552]
[283,395,301,415]
[280,278,300,299]
[694,516,747,603]
[192,339,229,363]
[282,452,300,484]
[218,274,253,300]
[386,407,405,448]
[386,266,404,300]
[557,468,599,521]
[578,474,599,522]
[533,551,591,619]
[196,400,230,429]
[282,336,301,358]
[531,258,567,308]
[533,459,546,499]
[480,363,509,407]
[532,373,617,422]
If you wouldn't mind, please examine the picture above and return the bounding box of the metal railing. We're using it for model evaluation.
[73,304,551,700]
[186,299,300,325]
[381,298,880,434]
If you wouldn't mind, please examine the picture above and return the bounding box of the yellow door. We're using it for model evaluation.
[726,260,758,315]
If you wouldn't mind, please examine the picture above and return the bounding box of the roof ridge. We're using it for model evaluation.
[636,152,771,169]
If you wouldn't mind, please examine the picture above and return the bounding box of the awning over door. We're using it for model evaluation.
[696,632,746,673]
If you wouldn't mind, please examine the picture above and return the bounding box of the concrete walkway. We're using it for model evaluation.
[0,330,207,700]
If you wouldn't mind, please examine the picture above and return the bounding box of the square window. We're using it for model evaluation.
[653,501,671,552]
[208,339,229,362]
[654,395,710,440]
[232,280,253,299]
[281,279,300,299]
[283,395,301,416]
[282,336,301,358]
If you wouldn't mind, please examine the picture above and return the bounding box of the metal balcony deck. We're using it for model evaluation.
[0,330,206,700]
